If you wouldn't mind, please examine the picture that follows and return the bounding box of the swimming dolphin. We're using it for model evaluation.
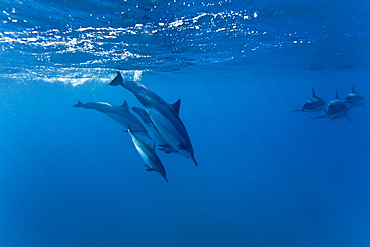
[109,71,198,166]
[131,106,178,154]
[311,89,351,121]
[343,86,365,109]
[127,127,168,182]
[72,100,151,138]
[291,88,327,113]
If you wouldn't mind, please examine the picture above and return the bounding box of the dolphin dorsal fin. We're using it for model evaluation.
[171,99,181,115]
[352,85,356,93]
[72,100,84,107]
[121,100,129,108]
[311,88,317,97]
[109,71,124,86]
[335,89,339,99]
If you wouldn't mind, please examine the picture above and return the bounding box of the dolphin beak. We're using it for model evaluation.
[190,155,198,166]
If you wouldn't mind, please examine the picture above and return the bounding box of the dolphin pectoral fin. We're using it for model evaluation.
[158,144,178,153]
[159,144,172,148]
[323,109,328,113]
[144,164,155,172]
[311,115,327,119]
[72,100,84,107]
[329,118,335,122]
[109,71,124,86]
[362,104,366,109]
[162,148,177,154]
[290,109,302,112]
[346,116,352,122]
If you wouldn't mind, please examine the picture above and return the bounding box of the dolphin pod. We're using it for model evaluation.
[109,71,198,166]
[72,71,198,182]
[293,87,365,121]
[311,89,351,121]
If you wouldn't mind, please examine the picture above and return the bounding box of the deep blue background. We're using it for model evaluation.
[1,0,370,246]
[1,69,370,247]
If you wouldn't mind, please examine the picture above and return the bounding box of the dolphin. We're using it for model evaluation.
[311,89,351,121]
[109,71,198,166]
[291,88,327,113]
[343,86,365,109]
[130,106,178,154]
[127,127,168,182]
[72,100,151,138]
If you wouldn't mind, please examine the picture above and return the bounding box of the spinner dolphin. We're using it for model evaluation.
[291,88,327,113]
[311,89,351,121]
[109,72,198,166]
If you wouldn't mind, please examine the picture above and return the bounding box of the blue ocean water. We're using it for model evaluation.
[1,0,370,246]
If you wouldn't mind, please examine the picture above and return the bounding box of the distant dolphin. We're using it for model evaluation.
[312,89,351,121]
[127,127,168,182]
[72,100,151,138]
[131,106,178,154]
[109,71,198,166]
[343,86,365,109]
[291,88,327,113]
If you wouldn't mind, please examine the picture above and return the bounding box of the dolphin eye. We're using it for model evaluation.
[176,143,184,150]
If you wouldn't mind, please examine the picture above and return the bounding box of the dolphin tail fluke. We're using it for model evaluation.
[158,144,178,154]
[109,71,124,86]
[72,100,84,107]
